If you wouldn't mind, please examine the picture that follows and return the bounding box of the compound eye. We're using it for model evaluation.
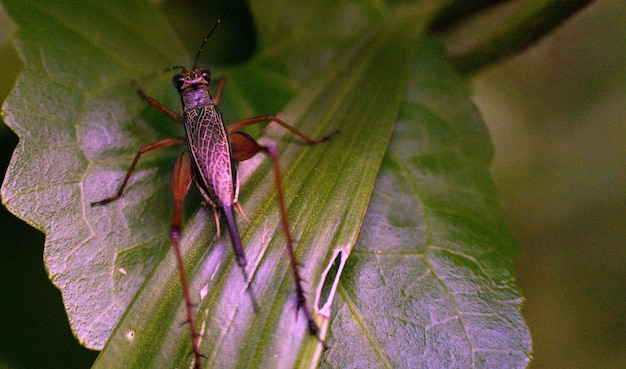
[172,73,185,89]
[200,69,211,83]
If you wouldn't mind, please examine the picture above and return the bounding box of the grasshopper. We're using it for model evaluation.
[92,4,332,368]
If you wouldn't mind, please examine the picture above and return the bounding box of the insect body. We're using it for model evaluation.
[177,68,247,275]
[92,6,332,369]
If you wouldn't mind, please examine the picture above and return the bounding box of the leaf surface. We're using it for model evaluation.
[0,0,530,368]
[320,36,531,368]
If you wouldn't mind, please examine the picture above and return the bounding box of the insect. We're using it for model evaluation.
[91,4,332,368]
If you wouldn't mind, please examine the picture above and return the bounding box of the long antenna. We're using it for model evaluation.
[193,1,236,68]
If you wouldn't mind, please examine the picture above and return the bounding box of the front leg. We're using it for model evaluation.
[91,136,186,206]
[134,80,185,124]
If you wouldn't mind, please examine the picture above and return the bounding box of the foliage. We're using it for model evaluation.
[0,0,556,367]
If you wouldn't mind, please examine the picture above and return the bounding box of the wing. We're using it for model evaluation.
[184,104,237,208]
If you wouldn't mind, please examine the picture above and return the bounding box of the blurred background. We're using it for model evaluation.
[473,1,626,368]
[0,0,624,368]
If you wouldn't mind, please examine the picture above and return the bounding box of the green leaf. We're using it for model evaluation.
[1,0,190,351]
[320,36,531,368]
[90,4,425,368]
[1,0,531,368]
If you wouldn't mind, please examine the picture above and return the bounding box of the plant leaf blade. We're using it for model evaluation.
[320,37,531,369]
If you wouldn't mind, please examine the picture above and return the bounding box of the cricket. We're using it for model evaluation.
[91,3,332,368]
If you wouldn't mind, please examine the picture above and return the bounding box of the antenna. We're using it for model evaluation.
[193,1,236,68]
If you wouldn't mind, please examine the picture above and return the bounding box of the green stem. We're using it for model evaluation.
[439,0,595,73]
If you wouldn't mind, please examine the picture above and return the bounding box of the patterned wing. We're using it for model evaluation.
[184,105,236,207]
